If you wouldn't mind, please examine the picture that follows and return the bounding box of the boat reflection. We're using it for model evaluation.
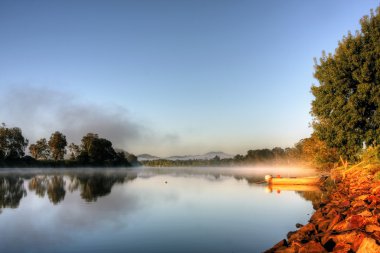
[266,184,320,193]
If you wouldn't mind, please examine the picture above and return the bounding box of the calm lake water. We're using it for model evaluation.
[0,167,318,253]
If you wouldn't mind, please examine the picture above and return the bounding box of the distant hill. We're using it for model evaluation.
[167,151,233,160]
[138,151,234,161]
[137,154,161,161]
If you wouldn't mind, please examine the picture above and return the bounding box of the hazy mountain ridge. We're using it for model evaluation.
[137,151,234,161]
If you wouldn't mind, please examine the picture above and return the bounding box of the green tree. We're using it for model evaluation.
[80,133,117,163]
[311,7,380,160]
[48,131,67,160]
[246,149,274,163]
[81,133,98,153]
[29,138,50,160]
[0,124,28,160]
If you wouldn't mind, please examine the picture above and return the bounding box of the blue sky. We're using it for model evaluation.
[0,1,378,156]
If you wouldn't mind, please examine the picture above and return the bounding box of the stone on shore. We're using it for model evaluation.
[265,167,380,252]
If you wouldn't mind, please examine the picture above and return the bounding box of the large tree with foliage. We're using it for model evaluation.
[0,124,28,160]
[48,131,67,160]
[29,138,50,160]
[79,133,118,163]
[311,7,380,160]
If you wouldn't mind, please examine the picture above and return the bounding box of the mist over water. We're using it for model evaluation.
[137,166,317,181]
[0,165,317,178]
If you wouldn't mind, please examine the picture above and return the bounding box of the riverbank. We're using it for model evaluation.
[265,166,380,253]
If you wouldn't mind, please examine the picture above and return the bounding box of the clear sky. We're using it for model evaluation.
[0,1,378,156]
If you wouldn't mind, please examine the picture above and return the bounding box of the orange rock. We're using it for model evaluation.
[332,220,349,232]
[357,209,373,217]
[298,241,326,253]
[275,244,300,253]
[331,231,360,244]
[372,231,380,241]
[356,237,380,253]
[365,224,380,233]
[371,185,380,195]
[266,170,380,253]
[318,219,331,232]
[299,223,316,234]
[263,239,287,253]
[310,210,323,222]
[327,214,342,231]
[326,208,339,219]
[321,234,334,246]
[351,233,365,252]
[347,215,366,229]
[332,242,351,253]
[339,200,350,209]
[356,194,370,201]
[351,200,366,209]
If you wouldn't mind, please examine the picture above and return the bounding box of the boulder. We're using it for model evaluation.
[371,185,380,195]
[347,215,366,229]
[351,232,365,252]
[263,239,288,253]
[332,242,351,253]
[327,214,341,231]
[365,224,380,233]
[298,241,326,253]
[356,237,380,253]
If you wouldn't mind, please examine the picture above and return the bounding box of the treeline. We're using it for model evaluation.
[0,123,138,167]
[143,133,339,170]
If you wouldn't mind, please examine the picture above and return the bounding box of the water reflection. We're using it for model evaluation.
[0,169,320,208]
[296,190,324,210]
[0,176,26,211]
[29,176,66,204]
[0,168,318,253]
[26,173,138,204]
[76,174,130,202]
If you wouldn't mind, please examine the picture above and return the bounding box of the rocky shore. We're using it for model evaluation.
[265,167,380,253]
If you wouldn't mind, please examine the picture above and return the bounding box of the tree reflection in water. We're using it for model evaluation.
[296,190,324,210]
[47,176,66,204]
[76,174,126,202]
[29,176,48,197]
[0,176,27,211]
[28,173,137,204]
[29,176,66,204]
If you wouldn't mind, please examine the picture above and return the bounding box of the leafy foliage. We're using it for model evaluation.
[293,134,339,170]
[311,7,380,160]
[48,131,67,160]
[29,138,50,160]
[79,133,118,163]
[0,124,28,160]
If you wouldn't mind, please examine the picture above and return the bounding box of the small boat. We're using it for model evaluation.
[266,185,321,193]
[265,175,320,185]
